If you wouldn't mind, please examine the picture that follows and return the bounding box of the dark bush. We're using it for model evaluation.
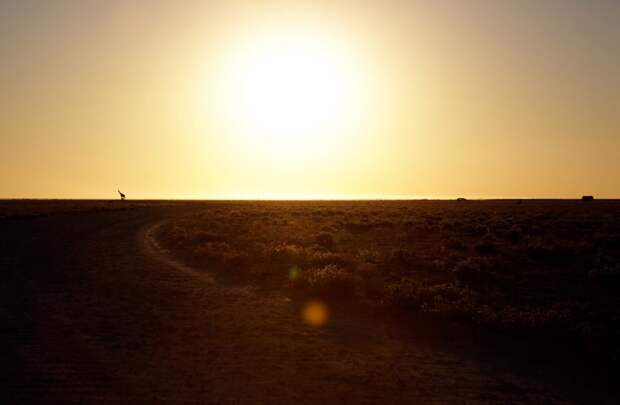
[315,232,335,248]
[265,243,308,267]
[307,250,351,267]
[294,264,359,297]
[505,226,523,244]
[525,241,571,264]
[475,240,498,256]
[344,221,373,234]
[388,249,422,272]
[462,224,488,236]
[452,257,495,286]
[443,238,466,251]
[383,279,478,317]
[193,241,249,268]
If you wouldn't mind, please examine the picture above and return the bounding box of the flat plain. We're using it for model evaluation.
[2,199,619,404]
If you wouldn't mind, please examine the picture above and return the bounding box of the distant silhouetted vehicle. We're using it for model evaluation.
[582,195,594,202]
[456,197,467,201]
[118,189,126,201]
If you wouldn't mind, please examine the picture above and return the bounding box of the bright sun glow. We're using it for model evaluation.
[211,28,371,159]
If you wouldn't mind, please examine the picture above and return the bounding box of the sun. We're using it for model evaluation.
[211,28,370,159]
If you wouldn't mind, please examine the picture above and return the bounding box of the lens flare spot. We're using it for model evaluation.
[302,300,329,327]
[289,266,301,281]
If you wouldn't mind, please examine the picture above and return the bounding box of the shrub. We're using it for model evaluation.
[525,240,572,264]
[443,238,466,251]
[344,221,373,234]
[589,263,620,291]
[382,278,425,309]
[265,243,308,267]
[356,248,381,264]
[462,224,488,236]
[315,232,335,248]
[475,305,577,336]
[356,263,384,298]
[383,279,478,318]
[357,262,379,276]
[390,249,418,267]
[165,225,193,244]
[307,250,351,267]
[505,227,523,244]
[193,241,248,268]
[475,239,498,256]
[452,257,495,286]
[294,264,359,297]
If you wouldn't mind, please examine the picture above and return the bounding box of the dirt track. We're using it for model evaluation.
[1,206,614,404]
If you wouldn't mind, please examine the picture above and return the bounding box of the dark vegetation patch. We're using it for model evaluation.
[156,200,620,368]
[0,199,189,220]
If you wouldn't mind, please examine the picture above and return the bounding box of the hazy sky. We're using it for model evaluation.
[1,0,618,199]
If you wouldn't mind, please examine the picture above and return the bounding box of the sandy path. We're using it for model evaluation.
[1,207,606,404]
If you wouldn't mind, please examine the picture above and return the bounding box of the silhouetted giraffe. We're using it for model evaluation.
[118,189,126,201]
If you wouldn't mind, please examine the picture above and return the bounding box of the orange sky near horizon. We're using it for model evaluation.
[1,0,619,199]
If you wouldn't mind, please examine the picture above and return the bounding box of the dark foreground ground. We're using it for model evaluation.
[1,200,619,404]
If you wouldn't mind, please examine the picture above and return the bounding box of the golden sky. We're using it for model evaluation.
[1,1,618,199]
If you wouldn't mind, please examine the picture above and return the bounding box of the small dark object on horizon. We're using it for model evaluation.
[118,189,126,201]
[456,197,467,202]
[582,195,594,202]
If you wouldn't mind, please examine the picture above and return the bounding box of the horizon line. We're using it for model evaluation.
[1,197,618,202]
